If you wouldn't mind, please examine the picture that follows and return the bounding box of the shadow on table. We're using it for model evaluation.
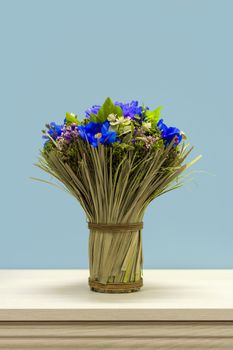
[39,280,186,303]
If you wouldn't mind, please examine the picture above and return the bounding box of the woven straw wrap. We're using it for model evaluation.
[88,277,143,293]
[88,222,143,232]
[88,222,143,293]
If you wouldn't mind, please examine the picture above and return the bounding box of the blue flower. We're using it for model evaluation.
[79,121,117,147]
[48,122,63,139]
[43,122,63,144]
[85,105,101,118]
[84,100,149,121]
[157,119,182,145]
[115,100,142,119]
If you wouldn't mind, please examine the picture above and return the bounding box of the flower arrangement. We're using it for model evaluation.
[34,97,200,293]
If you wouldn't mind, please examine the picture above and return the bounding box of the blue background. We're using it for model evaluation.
[0,0,232,268]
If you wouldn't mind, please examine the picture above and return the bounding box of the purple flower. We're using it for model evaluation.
[157,119,182,145]
[85,105,101,118]
[60,124,79,144]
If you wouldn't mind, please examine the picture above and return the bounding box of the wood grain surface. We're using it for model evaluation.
[0,322,233,349]
[0,270,233,349]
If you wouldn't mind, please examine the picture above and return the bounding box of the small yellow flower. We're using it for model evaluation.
[142,121,152,131]
[107,114,116,122]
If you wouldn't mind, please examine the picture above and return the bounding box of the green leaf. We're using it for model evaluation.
[145,106,163,124]
[65,112,79,124]
[131,123,135,134]
[122,133,132,143]
[95,97,123,123]
[119,125,131,136]
[88,113,98,122]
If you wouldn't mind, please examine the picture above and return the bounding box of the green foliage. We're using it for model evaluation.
[43,140,54,152]
[122,133,133,144]
[65,112,80,125]
[145,106,163,125]
[90,97,123,123]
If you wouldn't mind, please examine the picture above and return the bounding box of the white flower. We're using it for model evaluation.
[142,122,152,131]
[107,113,117,122]
[110,116,131,126]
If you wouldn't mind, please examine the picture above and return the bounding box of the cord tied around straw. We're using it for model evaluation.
[88,222,143,233]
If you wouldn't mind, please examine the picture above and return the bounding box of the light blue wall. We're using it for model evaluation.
[0,0,232,268]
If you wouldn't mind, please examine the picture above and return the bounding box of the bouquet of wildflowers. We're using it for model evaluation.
[34,98,200,293]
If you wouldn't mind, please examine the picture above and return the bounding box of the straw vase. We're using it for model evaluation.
[88,223,143,293]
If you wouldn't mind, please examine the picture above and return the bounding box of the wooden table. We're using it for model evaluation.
[0,270,233,349]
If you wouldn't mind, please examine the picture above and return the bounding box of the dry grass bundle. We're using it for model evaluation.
[33,138,200,290]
